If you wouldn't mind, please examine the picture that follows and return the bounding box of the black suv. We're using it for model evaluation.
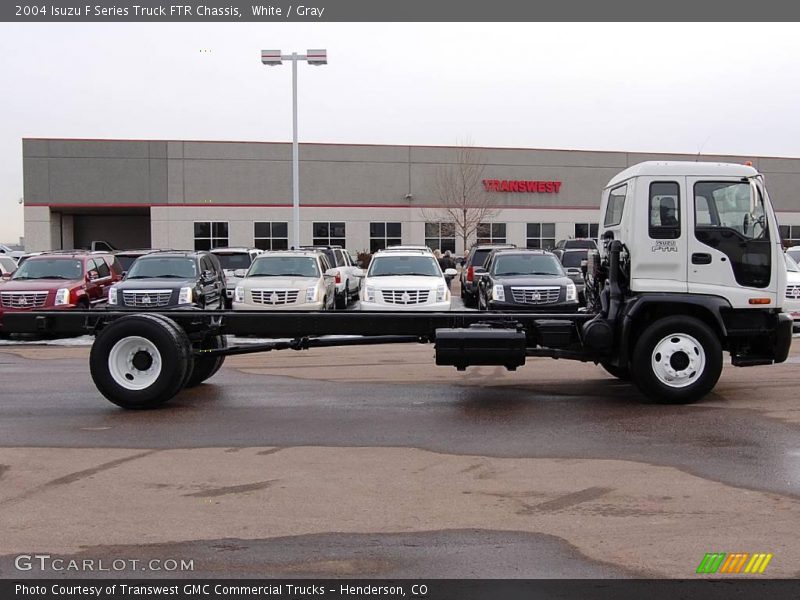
[474,248,579,313]
[108,251,226,310]
[459,243,515,307]
[553,248,589,305]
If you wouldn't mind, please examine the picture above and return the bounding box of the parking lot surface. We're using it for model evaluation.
[0,338,799,578]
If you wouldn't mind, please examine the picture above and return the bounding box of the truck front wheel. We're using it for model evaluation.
[630,316,722,404]
[90,314,193,409]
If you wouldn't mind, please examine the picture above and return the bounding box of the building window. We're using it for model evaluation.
[526,223,555,250]
[313,222,346,247]
[425,222,456,253]
[370,222,402,252]
[780,225,800,247]
[574,223,599,239]
[194,221,229,250]
[476,222,507,245]
[254,222,288,250]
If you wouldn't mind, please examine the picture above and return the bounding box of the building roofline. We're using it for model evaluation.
[20,137,800,161]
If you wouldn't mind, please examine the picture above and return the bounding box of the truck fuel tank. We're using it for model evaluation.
[435,326,526,371]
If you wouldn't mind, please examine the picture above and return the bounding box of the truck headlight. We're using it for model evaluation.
[436,284,447,302]
[306,286,318,302]
[108,286,117,305]
[55,288,70,305]
[365,286,376,302]
[178,286,193,304]
[234,286,244,303]
[492,284,505,302]
[566,281,577,302]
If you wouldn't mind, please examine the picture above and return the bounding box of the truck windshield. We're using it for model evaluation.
[249,256,320,278]
[695,181,768,240]
[493,254,564,276]
[127,258,197,279]
[215,253,253,270]
[368,255,442,277]
[12,258,83,280]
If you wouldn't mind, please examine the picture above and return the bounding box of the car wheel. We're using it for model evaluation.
[90,314,194,409]
[335,288,347,309]
[630,316,722,405]
[186,334,227,387]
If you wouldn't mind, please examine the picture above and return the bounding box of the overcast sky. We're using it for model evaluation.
[2,22,800,243]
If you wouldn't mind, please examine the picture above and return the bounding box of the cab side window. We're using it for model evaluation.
[649,182,681,239]
[604,184,627,227]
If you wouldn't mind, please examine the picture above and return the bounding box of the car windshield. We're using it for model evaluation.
[493,254,565,276]
[785,253,800,273]
[560,251,588,268]
[0,257,16,272]
[116,255,142,272]
[248,256,320,277]
[788,249,800,264]
[368,255,442,277]
[12,258,83,280]
[470,249,493,268]
[127,257,197,279]
[215,253,254,270]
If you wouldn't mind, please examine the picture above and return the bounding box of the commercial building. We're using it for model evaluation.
[22,138,800,254]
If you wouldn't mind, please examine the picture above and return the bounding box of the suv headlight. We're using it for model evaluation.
[566,281,577,302]
[178,286,193,304]
[234,286,244,303]
[492,284,505,302]
[365,285,376,302]
[108,286,118,305]
[436,284,447,302]
[306,286,318,302]
[54,288,70,306]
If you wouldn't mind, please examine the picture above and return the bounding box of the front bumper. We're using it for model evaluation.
[487,299,580,313]
[232,300,325,311]
[360,300,452,311]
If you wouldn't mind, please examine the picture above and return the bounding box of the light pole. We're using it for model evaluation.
[261,49,327,249]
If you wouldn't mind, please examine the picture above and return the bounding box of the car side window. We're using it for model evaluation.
[94,257,111,278]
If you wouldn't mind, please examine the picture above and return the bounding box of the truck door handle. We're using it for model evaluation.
[692,253,712,265]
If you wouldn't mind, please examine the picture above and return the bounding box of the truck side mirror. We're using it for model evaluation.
[87,271,99,281]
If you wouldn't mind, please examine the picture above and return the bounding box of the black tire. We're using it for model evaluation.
[186,334,227,388]
[630,316,722,405]
[335,288,347,310]
[600,361,631,380]
[89,314,194,409]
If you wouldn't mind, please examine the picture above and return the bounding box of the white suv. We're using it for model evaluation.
[359,250,456,311]
[210,247,262,307]
[233,250,337,311]
[785,253,800,332]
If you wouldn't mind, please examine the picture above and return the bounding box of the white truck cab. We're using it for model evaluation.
[584,161,792,403]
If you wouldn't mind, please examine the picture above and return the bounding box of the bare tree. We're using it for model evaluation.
[422,143,498,253]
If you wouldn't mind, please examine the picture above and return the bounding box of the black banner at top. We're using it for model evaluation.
[3,0,800,22]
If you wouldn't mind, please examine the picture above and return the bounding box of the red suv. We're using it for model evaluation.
[0,251,122,321]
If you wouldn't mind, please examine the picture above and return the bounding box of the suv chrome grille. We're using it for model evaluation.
[787,285,800,300]
[0,291,49,309]
[510,286,560,305]
[381,289,430,305]
[250,289,300,305]
[122,290,173,308]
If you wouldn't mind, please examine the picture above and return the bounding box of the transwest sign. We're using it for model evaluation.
[483,179,562,193]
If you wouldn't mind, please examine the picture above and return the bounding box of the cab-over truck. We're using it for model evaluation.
[1,162,792,409]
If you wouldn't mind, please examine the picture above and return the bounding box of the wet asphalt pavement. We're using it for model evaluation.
[1,339,799,579]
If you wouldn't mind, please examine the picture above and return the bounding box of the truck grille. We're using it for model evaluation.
[510,286,561,305]
[250,289,300,305]
[122,290,173,308]
[787,285,800,300]
[0,291,49,309]
[381,289,430,305]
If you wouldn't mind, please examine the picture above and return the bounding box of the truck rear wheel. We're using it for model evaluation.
[90,314,193,409]
[631,316,722,404]
[186,334,227,387]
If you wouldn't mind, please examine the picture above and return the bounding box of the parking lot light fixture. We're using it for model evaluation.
[260,48,328,249]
